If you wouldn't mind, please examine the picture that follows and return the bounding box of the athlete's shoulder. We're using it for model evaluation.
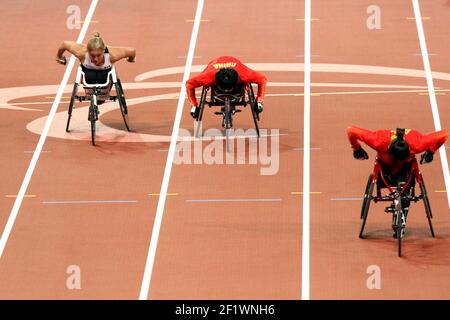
[404,129,422,139]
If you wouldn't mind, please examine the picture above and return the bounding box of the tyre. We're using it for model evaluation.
[88,102,98,146]
[361,174,374,219]
[115,79,130,131]
[420,173,435,237]
[248,84,260,137]
[66,83,78,132]
[359,176,374,238]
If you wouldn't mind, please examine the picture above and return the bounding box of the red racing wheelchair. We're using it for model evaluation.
[359,156,435,257]
[194,83,261,152]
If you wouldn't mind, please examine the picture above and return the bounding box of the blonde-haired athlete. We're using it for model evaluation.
[56,31,136,68]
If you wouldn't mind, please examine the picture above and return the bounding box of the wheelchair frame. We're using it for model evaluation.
[194,83,261,152]
[359,156,434,257]
[66,65,130,146]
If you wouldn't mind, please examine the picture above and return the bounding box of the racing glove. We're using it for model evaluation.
[420,150,434,164]
[353,147,369,160]
[56,56,67,65]
[190,106,200,120]
[257,101,264,113]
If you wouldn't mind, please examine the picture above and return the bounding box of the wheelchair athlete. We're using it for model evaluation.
[55,31,136,103]
[186,56,267,119]
[347,125,448,237]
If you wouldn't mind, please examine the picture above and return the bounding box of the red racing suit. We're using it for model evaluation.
[347,125,448,173]
[186,56,267,107]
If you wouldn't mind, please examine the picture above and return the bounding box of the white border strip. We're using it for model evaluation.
[301,0,311,301]
[0,0,99,259]
[412,0,450,209]
[138,0,204,300]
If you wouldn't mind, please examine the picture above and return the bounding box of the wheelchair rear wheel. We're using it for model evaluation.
[359,174,374,238]
[66,83,78,132]
[248,84,260,137]
[420,173,435,237]
[361,174,374,219]
[195,87,208,138]
[115,79,130,132]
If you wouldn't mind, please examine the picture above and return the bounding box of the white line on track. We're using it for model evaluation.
[24,150,51,154]
[42,200,138,204]
[186,198,282,203]
[138,0,205,300]
[302,0,311,301]
[412,0,450,209]
[0,0,99,260]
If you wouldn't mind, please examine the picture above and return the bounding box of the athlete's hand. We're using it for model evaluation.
[353,147,369,160]
[420,150,434,164]
[56,56,67,65]
[256,101,264,113]
[190,105,200,119]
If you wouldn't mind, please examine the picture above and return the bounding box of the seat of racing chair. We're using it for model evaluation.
[210,84,245,106]
[81,65,112,86]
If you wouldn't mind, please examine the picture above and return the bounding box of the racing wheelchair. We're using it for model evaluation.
[194,83,261,152]
[65,65,130,146]
[359,156,435,257]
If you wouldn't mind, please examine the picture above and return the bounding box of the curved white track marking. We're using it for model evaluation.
[1,63,448,142]
[0,85,62,111]
[27,92,285,143]
[4,62,450,112]
[0,0,99,260]
[135,63,450,82]
[28,93,178,143]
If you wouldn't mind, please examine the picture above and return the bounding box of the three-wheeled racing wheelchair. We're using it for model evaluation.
[194,83,261,152]
[359,156,435,257]
[65,65,130,146]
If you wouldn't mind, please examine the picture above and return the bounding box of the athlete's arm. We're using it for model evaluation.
[185,71,215,106]
[239,66,267,101]
[56,41,85,64]
[108,46,136,63]
[346,125,385,151]
[416,130,448,153]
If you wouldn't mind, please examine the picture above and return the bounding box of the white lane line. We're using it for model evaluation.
[139,0,205,300]
[186,198,282,203]
[296,54,320,58]
[292,147,321,151]
[412,0,450,209]
[302,0,311,301]
[330,197,363,201]
[0,0,99,260]
[42,200,138,204]
[24,150,51,154]
[412,53,437,56]
[178,55,202,59]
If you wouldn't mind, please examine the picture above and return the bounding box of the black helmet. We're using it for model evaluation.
[215,68,238,92]
[388,128,410,161]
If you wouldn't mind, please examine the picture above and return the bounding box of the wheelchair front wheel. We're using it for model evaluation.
[393,196,407,257]
[88,102,98,146]
[115,79,130,132]
[223,99,233,153]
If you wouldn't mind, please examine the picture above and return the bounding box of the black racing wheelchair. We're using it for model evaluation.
[194,83,261,152]
[66,65,130,146]
[359,156,434,257]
